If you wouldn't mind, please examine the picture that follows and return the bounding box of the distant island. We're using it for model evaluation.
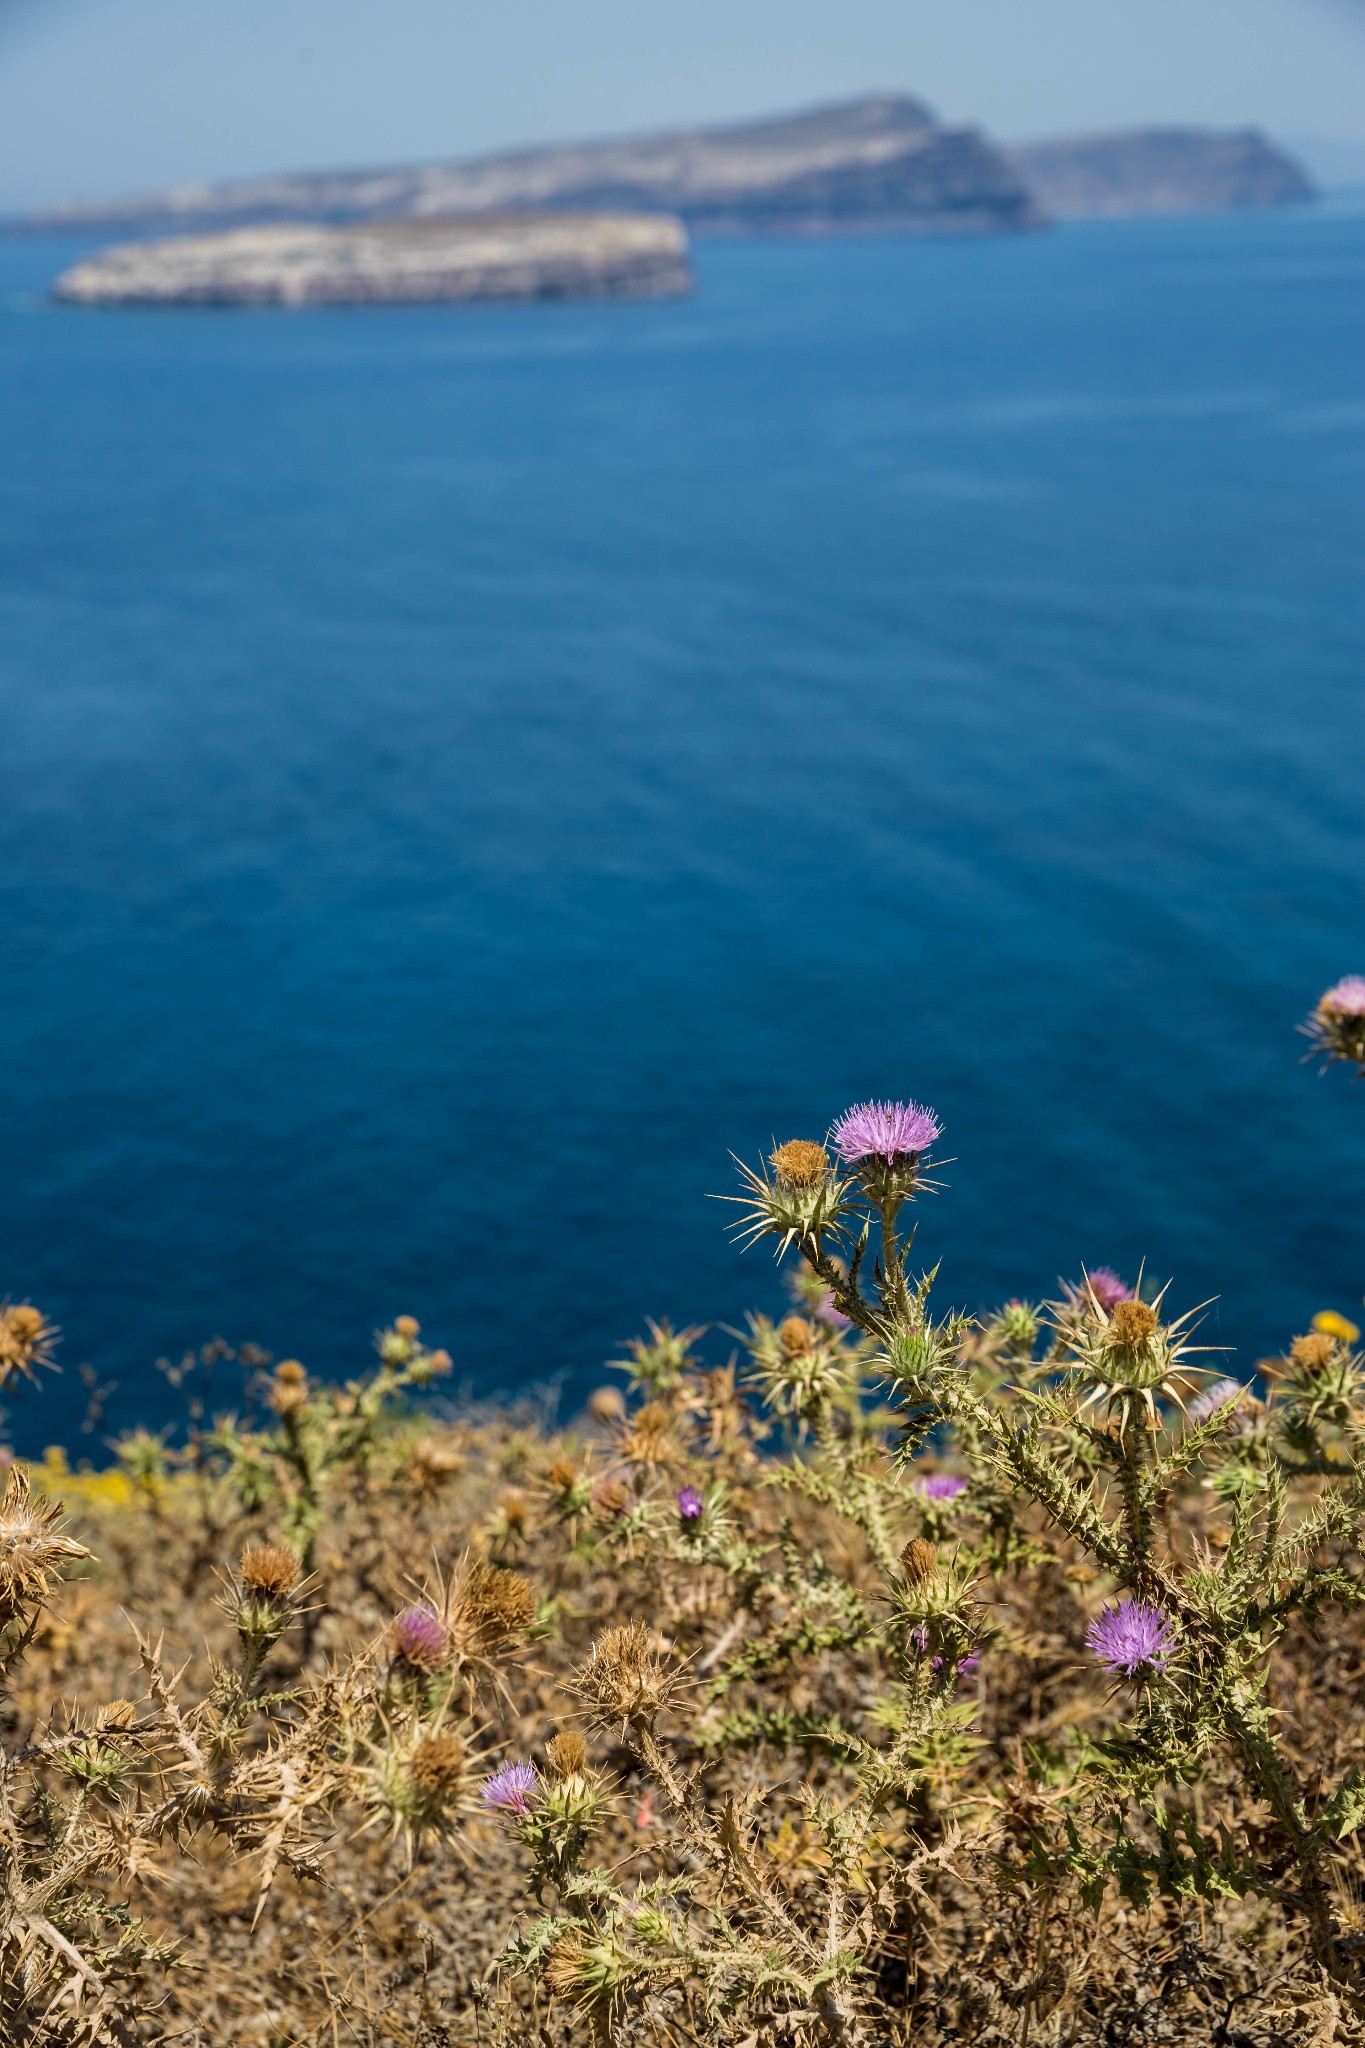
[1005,127,1314,218]
[20,97,1041,242]
[52,213,692,309]
[18,99,1316,266]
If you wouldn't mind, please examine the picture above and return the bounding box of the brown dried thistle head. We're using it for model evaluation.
[544,1933,590,2000]
[546,1457,579,1492]
[900,1537,939,1587]
[590,1476,628,1520]
[1291,1332,1337,1375]
[620,1401,676,1468]
[572,1621,686,1729]
[779,1315,817,1355]
[545,1729,588,1779]
[770,1140,829,1190]
[239,1544,301,1599]
[407,1729,467,1797]
[1109,1300,1159,1348]
[498,1489,529,1533]
[588,1385,626,1425]
[0,1465,90,1627]
[394,1314,420,1340]
[406,1435,464,1501]
[459,1563,537,1649]
[0,1301,59,1388]
[270,1358,309,1415]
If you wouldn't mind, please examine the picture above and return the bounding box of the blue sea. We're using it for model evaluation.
[1,207,1362,1452]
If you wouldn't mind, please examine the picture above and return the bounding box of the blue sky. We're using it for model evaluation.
[0,0,1362,209]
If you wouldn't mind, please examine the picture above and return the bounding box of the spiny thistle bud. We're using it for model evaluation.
[770,1140,829,1189]
[900,1537,939,1586]
[572,1621,685,1728]
[991,1300,1040,1353]
[779,1315,817,1355]
[0,1301,59,1389]
[239,1543,301,1598]
[546,1729,588,1778]
[0,1467,89,1626]
[544,1932,629,2010]
[460,1563,536,1648]
[390,1602,451,1673]
[588,1386,626,1425]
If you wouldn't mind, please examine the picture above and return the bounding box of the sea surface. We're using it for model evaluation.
[1,207,1362,1451]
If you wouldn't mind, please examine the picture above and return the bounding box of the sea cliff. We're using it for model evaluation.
[25,95,1041,241]
[1006,127,1314,218]
[52,212,693,308]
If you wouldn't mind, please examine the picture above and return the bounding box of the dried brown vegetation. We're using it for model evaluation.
[1,1147,1364,2046]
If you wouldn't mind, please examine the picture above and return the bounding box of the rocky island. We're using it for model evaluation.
[52,211,693,309]
[26,96,1041,241]
[1005,127,1314,218]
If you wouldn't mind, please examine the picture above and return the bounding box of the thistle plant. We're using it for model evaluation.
[728,1096,1365,1995]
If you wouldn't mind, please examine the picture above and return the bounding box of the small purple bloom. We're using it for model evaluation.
[482,1760,539,1814]
[1322,975,1365,1017]
[390,1603,450,1671]
[1190,1377,1244,1423]
[1086,1598,1177,1677]
[677,1486,704,1521]
[933,1651,981,1677]
[916,1473,967,1502]
[831,1100,941,1165]
[816,1290,852,1332]
[1084,1268,1132,1312]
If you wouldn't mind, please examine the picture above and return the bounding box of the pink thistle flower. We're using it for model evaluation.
[1086,1598,1176,1677]
[390,1603,450,1672]
[1321,976,1365,1017]
[1084,1268,1133,1311]
[482,1760,539,1814]
[676,1486,704,1521]
[1190,1377,1244,1423]
[635,1793,655,1829]
[831,1100,941,1165]
[916,1473,967,1502]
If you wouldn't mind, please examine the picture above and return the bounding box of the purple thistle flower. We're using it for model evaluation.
[390,1602,450,1671]
[1084,1268,1133,1312]
[916,1473,967,1502]
[816,1290,852,1331]
[1322,975,1365,1017]
[1086,1598,1177,1677]
[933,1651,981,1677]
[1190,1377,1244,1423]
[677,1486,704,1521]
[831,1100,941,1165]
[482,1760,539,1814]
